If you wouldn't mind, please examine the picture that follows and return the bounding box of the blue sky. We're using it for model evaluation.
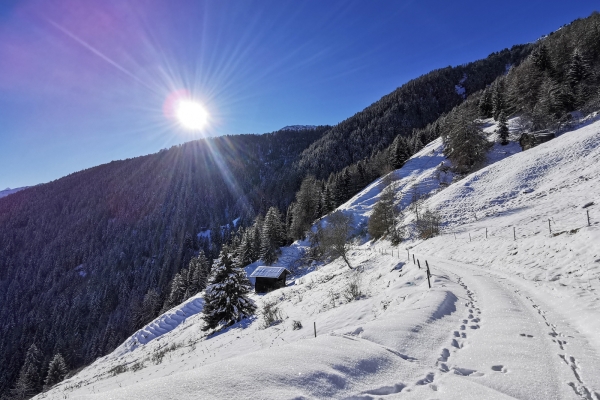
[0,0,597,189]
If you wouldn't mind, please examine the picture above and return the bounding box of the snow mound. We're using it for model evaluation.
[113,294,205,357]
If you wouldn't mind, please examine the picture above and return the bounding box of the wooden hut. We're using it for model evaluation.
[249,266,291,293]
[519,130,555,151]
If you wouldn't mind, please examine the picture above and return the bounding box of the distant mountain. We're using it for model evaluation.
[279,125,317,131]
[0,187,28,199]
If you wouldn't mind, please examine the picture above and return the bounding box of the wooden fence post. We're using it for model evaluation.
[588,210,591,226]
[513,227,516,241]
[413,254,415,264]
[486,228,488,239]
[314,322,317,338]
[469,233,471,242]
[417,259,421,269]
[548,219,552,235]
[426,261,431,289]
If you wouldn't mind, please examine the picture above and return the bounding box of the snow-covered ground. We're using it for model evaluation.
[37,118,600,399]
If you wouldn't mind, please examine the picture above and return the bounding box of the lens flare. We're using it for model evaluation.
[176,100,208,130]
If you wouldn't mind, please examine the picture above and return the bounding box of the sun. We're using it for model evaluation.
[176,100,209,130]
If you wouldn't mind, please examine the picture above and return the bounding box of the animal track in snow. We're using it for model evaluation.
[519,333,534,338]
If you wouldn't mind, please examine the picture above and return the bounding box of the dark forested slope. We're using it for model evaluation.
[296,45,532,179]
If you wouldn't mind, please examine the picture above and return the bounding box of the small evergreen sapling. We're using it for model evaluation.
[202,248,256,331]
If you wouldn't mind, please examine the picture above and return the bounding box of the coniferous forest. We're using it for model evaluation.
[2,12,600,399]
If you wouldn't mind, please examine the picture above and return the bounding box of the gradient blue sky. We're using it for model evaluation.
[0,0,597,189]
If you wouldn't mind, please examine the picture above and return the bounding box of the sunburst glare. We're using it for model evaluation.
[176,100,209,130]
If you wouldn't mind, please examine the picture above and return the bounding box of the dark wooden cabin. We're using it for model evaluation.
[519,130,555,150]
[250,266,291,293]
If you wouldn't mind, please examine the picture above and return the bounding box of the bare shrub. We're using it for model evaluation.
[415,209,442,239]
[261,299,284,329]
[342,273,363,302]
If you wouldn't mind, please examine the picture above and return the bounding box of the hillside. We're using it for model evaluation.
[0,41,534,398]
[38,116,600,399]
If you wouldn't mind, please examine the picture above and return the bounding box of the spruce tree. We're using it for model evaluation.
[492,80,506,120]
[201,248,256,331]
[442,107,491,174]
[497,110,510,145]
[188,251,210,294]
[163,272,187,310]
[260,207,283,265]
[368,185,397,240]
[388,136,410,169]
[44,353,68,389]
[567,49,590,86]
[478,88,493,118]
[11,344,43,398]
[531,44,552,73]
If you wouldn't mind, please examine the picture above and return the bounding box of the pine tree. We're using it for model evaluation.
[478,87,493,118]
[442,107,491,174]
[237,230,255,267]
[492,80,506,120]
[201,248,256,331]
[11,344,43,398]
[44,353,68,389]
[388,136,410,169]
[567,49,590,86]
[497,110,510,145]
[188,251,210,294]
[260,207,283,265]
[164,272,187,310]
[368,185,397,240]
[531,44,553,73]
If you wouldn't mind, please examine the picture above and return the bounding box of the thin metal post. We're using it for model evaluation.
[486,228,488,239]
[417,259,421,269]
[588,210,591,226]
[548,219,552,235]
[469,233,471,242]
[513,226,516,241]
[413,254,415,264]
[314,322,317,338]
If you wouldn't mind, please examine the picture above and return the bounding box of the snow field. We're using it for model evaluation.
[38,116,600,399]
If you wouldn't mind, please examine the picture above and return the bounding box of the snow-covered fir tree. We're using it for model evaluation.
[201,247,256,331]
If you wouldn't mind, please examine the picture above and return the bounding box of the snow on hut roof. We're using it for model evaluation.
[250,266,290,279]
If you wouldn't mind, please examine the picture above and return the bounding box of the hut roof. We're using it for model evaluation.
[250,266,291,279]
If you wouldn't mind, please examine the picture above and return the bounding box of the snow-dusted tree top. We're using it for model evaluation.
[40,115,600,399]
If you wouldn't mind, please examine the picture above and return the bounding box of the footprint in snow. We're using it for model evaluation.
[416,372,435,385]
[491,365,507,373]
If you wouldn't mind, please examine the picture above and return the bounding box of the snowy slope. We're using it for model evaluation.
[37,118,600,399]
